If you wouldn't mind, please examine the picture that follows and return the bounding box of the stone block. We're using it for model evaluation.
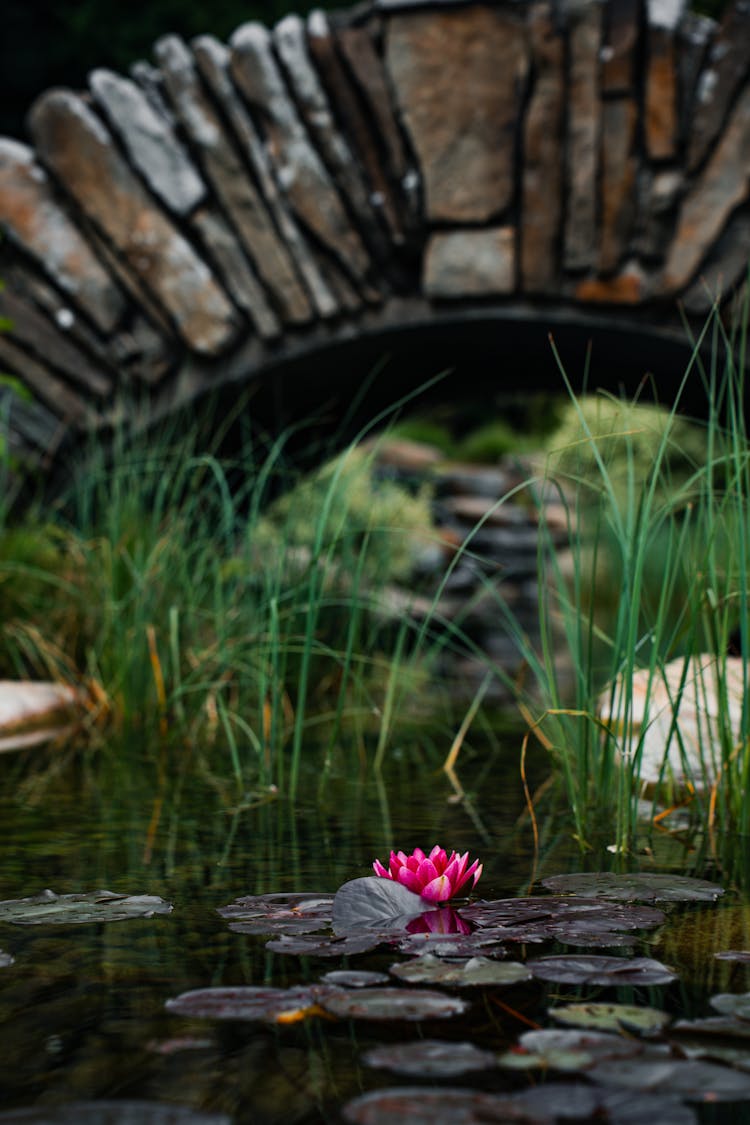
[423,228,515,298]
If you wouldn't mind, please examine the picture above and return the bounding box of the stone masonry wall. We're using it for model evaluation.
[0,0,748,467]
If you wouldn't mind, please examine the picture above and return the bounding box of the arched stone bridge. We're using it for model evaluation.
[1,0,749,468]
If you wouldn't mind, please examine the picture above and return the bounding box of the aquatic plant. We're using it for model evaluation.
[372,845,483,902]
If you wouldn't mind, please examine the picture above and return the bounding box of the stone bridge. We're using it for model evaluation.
[0,0,749,469]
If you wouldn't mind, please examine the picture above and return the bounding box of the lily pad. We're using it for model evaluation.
[710,992,750,1020]
[362,1040,498,1077]
[389,954,531,988]
[0,889,173,925]
[217,892,333,935]
[715,950,750,962]
[342,1087,547,1125]
[461,896,664,943]
[321,986,469,1022]
[0,1105,230,1123]
[266,932,383,956]
[587,1055,750,1101]
[165,985,329,1022]
[550,1002,671,1034]
[0,950,13,967]
[332,877,429,934]
[541,873,724,903]
[321,970,390,988]
[514,1083,697,1124]
[498,1028,643,1072]
[528,954,677,986]
[394,932,502,958]
[672,1016,750,1039]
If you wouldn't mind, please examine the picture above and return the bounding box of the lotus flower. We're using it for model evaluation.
[372,845,482,903]
[405,907,472,935]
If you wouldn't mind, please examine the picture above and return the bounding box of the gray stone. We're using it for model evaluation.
[192,35,339,321]
[28,89,239,356]
[676,11,715,142]
[107,314,173,385]
[384,5,529,222]
[229,22,372,285]
[89,68,206,216]
[423,228,515,298]
[687,0,750,172]
[0,381,66,457]
[632,168,683,261]
[154,35,315,326]
[564,1,602,272]
[648,0,685,30]
[0,138,125,334]
[681,207,750,314]
[599,97,638,274]
[645,27,679,160]
[601,0,640,94]
[521,4,565,294]
[662,80,750,293]
[0,334,89,427]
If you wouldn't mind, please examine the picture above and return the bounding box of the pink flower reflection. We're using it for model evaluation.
[405,906,472,935]
[373,845,483,903]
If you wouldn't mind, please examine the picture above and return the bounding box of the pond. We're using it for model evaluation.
[2,739,750,1124]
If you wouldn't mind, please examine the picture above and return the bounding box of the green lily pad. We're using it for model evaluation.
[389,954,531,988]
[0,889,173,925]
[549,1002,671,1034]
[321,986,469,1022]
[710,992,750,1020]
[529,954,677,986]
[321,970,390,988]
[362,1040,498,1077]
[0,1104,230,1123]
[498,1028,642,1072]
[541,873,724,904]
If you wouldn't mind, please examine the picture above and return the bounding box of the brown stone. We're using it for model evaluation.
[0,139,125,335]
[564,1,602,272]
[681,208,750,314]
[28,90,239,356]
[423,228,515,298]
[575,262,647,304]
[687,0,750,172]
[662,80,750,293]
[645,28,679,160]
[384,6,529,222]
[676,11,714,142]
[601,0,640,94]
[599,98,638,274]
[192,35,339,321]
[521,5,565,294]
[632,168,683,262]
[154,35,315,326]
[229,22,372,286]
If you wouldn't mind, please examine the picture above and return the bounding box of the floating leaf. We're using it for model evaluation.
[672,1016,750,1040]
[0,1103,230,1123]
[498,1028,643,1072]
[321,986,468,1022]
[321,970,390,988]
[362,1040,498,1077]
[165,985,328,1023]
[394,932,502,958]
[550,1002,671,1034]
[514,1083,698,1124]
[715,950,750,962]
[528,954,677,986]
[343,1086,546,1125]
[461,896,664,943]
[0,950,12,967]
[0,889,173,925]
[710,992,750,1020]
[541,873,724,904]
[146,1037,214,1056]
[587,1056,750,1101]
[266,932,382,956]
[332,877,429,934]
[217,892,333,935]
[389,954,530,989]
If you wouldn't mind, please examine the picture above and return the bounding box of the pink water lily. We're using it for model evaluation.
[372,845,483,903]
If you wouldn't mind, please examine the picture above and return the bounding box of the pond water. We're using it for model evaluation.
[2,740,750,1124]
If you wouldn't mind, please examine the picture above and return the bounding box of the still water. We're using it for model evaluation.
[1,740,750,1123]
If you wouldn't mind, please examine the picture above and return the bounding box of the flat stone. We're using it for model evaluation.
[676,12,715,142]
[229,22,372,286]
[681,208,750,313]
[107,314,173,384]
[687,0,750,172]
[384,5,529,222]
[89,68,206,216]
[564,1,602,272]
[0,681,82,733]
[0,379,66,456]
[192,35,338,322]
[521,4,565,294]
[645,27,679,159]
[601,0,640,94]
[0,139,125,335]
[423,228,515,298]
[0,288,111,397]
[0,335,89,427]
[154,35,315,326]
[28,90,239,356]
[648,0,686,30]
[632,168,683,261]
[599,97,638,273]
[575,261,648,304]
[662,81,750,293]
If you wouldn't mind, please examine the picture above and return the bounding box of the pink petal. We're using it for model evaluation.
[412,848,426,863]
[416,858,439,886]
[396,867,423,894]
[420,874,453,903]
[373,859,390,879]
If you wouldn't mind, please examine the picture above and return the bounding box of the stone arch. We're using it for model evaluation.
[0,0,748,469]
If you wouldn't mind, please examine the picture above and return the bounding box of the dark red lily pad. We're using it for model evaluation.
[710,992,750,1020]
[550,1002,670,1034]
[528,954,677,986]
[587,1055,750,1101]
[394,931,504,958]
[672,1016,750,1039]
[389,954,530,988]
[217,892,333,935]
[321,970,390,988]
[461,896,664,944]
[332,877,429,934]
[514,1083,697,1124]
[0,1104,230,1123]
[266,932,383,956]
[342,1087,549,1124]
[0,889,173,925]
[498,1028,643,1072]
[362,1040,498,1077]
[164,985,329,1022]
[321,986,469,1022]
[541,873,724,903]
